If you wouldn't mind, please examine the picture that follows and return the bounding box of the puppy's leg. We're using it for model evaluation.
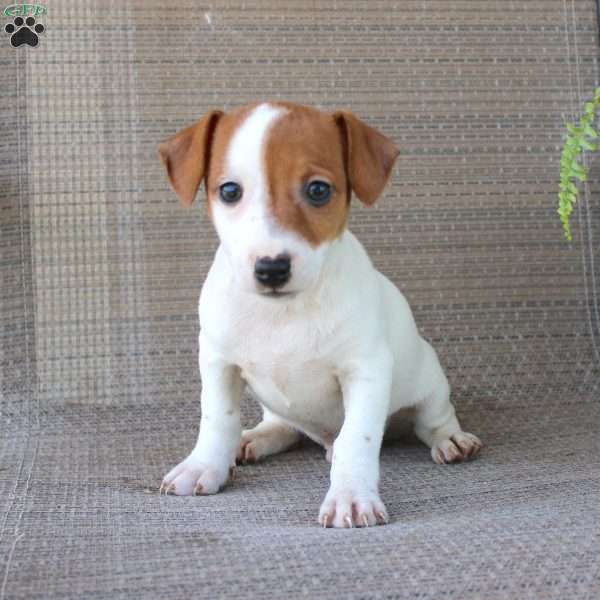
[161,335,243,496]
[319,352,392,529]
[413,344,482,464]
[237,409,301,464]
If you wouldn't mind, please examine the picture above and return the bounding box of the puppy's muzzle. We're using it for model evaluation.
[254,255,291,289]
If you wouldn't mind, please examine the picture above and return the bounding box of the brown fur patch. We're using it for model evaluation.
[332,110,400,206]
[158,104,259,210]
[264,103,351,246]
[158,110,223,206]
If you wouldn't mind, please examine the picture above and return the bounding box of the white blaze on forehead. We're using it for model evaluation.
[223,103,287,209]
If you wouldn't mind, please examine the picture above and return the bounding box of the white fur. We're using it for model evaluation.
[161,103,482,527]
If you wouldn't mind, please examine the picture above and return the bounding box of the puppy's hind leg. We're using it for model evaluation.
[413,343,482,464]
[237,408,301,464]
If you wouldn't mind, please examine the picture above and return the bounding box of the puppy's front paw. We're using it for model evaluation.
[318,487,388,528]
[431,431,482,464]
[160,456,230,496]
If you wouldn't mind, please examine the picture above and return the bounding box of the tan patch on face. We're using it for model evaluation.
[263,103,350,246]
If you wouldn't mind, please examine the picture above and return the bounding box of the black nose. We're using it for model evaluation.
[254,255,291,289]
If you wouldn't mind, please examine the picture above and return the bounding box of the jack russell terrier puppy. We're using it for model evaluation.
[158,101,482,528]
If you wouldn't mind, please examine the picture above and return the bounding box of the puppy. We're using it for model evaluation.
[158,102,482,528]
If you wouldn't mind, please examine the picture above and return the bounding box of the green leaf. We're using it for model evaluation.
[558,90,600,242]
[561,152,579,166]
[559,181,577,193]
[580,139,597,151]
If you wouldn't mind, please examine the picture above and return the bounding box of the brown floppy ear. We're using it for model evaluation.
[333,111,400,205]
[158,110,224,206]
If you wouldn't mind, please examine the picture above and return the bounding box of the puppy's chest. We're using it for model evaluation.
[242,357,343,435]
[219,309,344,428]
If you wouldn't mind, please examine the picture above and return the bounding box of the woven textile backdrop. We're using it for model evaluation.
[2,0,598,413]
[1,2,600,599]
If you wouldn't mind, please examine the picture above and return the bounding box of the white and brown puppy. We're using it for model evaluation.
[158,101,482,528]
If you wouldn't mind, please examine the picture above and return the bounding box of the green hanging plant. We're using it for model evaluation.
[558,87,600,241]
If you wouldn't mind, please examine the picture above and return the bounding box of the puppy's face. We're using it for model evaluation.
[159,102,399,297]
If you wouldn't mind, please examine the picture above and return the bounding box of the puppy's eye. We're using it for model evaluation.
[219,182,243,204]
[304,180,332,207]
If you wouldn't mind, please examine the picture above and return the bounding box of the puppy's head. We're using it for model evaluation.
[159,102,399,297]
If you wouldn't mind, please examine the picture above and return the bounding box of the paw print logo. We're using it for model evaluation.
[4,16,45,47]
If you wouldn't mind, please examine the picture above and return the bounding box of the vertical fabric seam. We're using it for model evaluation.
[563,0,600,366]
[570,0,600,361]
